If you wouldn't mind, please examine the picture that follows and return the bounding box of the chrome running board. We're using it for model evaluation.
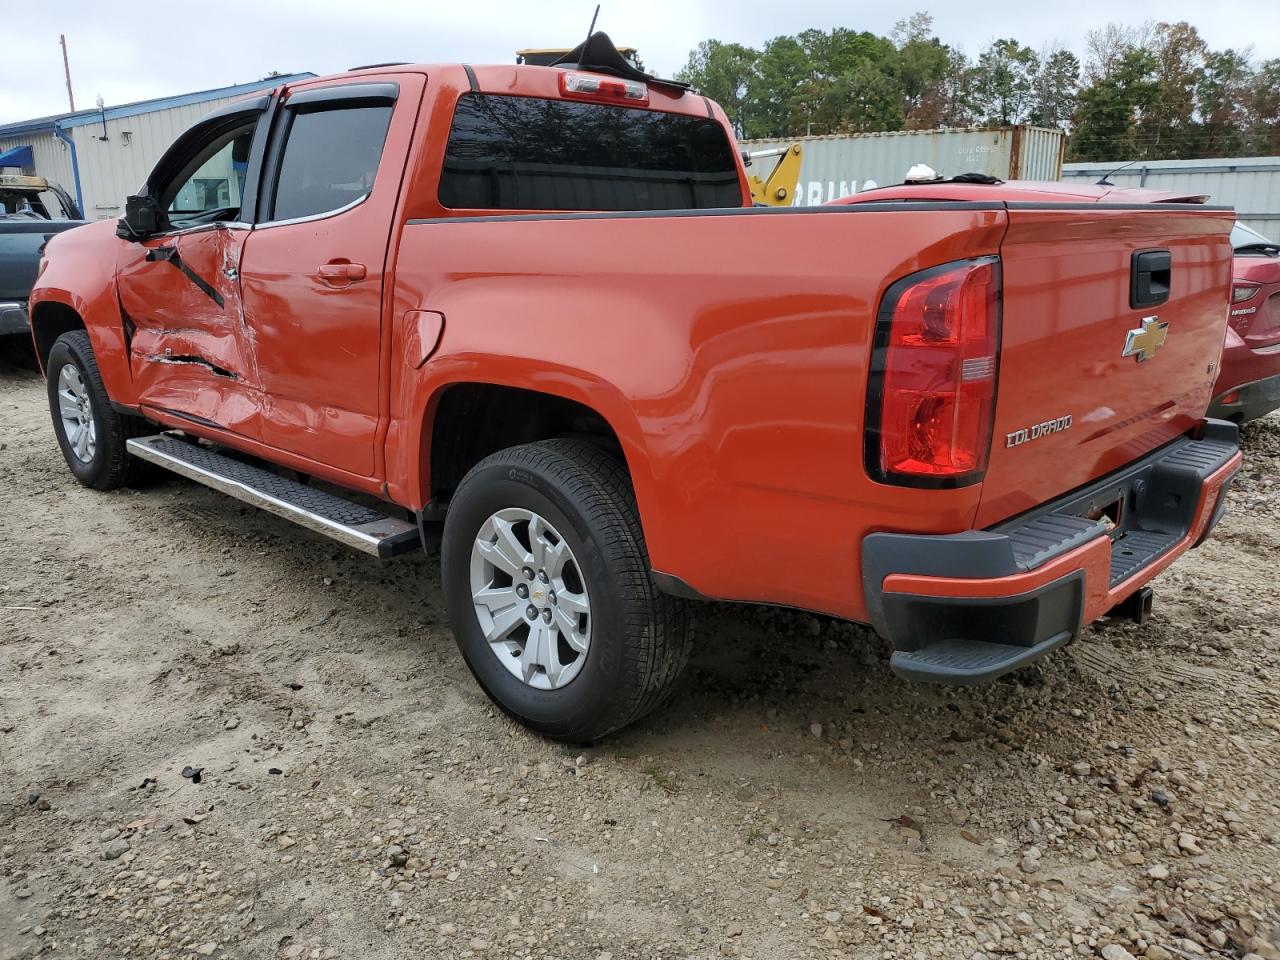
[126,435,419,558]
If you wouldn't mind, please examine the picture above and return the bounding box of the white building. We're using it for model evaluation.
[0,73,312,220]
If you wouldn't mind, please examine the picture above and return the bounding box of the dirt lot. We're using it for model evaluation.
[2,349,1279,960]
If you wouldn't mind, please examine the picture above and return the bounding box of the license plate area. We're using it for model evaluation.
[1085,492,1126,539]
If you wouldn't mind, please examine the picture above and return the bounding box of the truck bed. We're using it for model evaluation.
[390,199,1234,621]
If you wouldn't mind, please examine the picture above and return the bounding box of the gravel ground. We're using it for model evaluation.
[2,347,1279,960]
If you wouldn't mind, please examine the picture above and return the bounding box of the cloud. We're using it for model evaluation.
[3,0,1276,123]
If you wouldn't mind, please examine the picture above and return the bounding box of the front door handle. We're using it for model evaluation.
[317,259,367,286]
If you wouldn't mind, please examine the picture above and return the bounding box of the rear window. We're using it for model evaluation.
[438,93,742,211]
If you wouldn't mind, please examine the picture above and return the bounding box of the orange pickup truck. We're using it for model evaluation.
[30,37,1242,741]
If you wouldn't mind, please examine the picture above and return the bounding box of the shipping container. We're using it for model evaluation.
[1062,157,1280,239]
[741,126,1066,206]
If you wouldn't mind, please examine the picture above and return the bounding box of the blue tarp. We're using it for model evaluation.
[0,145,34,170]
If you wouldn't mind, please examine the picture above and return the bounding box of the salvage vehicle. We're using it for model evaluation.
[29,35,1243,741]
[1,173,84,337]
[1211,222,1280,423]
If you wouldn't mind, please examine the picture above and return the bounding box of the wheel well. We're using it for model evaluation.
[429,384,624,503]
[30,302,86,374]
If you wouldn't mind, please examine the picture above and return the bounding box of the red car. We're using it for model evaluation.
[835,181,1280,424]
[1211,223,1280,423]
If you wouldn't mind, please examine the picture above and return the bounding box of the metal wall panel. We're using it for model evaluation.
[1014,126,1066,181]
[0,131,76,200]
[70,94,260,219]
[741,126,1065,205]
[1062,157,1280,238]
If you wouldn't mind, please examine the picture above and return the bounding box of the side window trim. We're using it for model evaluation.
[254,84,399,228]
[233,91,280,228]
[285,82,398,110]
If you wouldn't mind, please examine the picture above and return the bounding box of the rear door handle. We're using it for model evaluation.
[317,259,367,285]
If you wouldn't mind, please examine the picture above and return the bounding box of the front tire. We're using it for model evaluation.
[46,330,151,490]
[441,439,693,742]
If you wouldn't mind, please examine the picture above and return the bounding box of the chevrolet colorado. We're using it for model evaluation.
[29,36,1243,741]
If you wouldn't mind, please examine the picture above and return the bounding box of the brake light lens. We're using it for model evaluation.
[1231,281,1260,303]
[559,72,648,105]
[868,258,1001,486]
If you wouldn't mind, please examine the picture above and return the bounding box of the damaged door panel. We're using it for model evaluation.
[117,225,262,439]
[241,74,424,477]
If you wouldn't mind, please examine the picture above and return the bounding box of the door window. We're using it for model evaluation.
[162,125,256,226]
[268,105,393,222]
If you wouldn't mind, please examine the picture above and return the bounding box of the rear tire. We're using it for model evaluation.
[46,330,152,490]
[441,439,693,742]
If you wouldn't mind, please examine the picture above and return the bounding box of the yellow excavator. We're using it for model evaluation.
[744,143,803,206]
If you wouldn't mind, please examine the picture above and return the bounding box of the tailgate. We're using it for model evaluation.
[976,204,1234,528]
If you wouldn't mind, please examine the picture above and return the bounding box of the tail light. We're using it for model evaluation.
[866,257,1001,487]
[559,72,648,106]
[1231,281,1260,303]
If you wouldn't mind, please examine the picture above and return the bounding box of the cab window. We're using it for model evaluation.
[438,94,742,211]
[267,104,392,222]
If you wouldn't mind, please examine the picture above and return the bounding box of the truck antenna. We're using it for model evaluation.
[583,4,601,49]
[1096,158,1139,187]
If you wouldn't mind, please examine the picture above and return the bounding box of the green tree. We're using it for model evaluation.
[891,13,953,128]
[939,48,978,126]
[1069,47,1159,161]
[1245,58,1280,154]
[1134,21,1207,157]
[676,40,759,137]
[1030,49,1080,129]
[973,39,1039,125]
[745,36,816,138]
[1196,49,1254,156]
[819,58,906,132]
[677,16,1277,160]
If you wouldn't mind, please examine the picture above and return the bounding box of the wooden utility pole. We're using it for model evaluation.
[60,34,75,111]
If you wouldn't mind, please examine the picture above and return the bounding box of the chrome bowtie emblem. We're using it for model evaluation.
[1122,316,1169,363]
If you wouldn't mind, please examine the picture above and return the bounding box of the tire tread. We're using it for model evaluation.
[50,330,153,490]
[451,439,694,740]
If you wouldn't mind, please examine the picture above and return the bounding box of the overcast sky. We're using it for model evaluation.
[3,0,1279,124]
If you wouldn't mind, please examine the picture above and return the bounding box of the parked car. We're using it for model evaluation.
[834,180,1280,423]
[29,37,1241,741]
[1210,223,1280,423]
[0,173,84,337]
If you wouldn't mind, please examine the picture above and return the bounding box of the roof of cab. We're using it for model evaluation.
[282,62,712,118]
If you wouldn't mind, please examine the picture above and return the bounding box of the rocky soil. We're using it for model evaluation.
[2,351,1279,960]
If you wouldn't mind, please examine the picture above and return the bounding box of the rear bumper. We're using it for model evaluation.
[862,421,1242,684]
[0,300,28,336]
[1208,371,1280,423]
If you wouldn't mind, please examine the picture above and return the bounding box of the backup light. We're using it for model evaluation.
[559,72,648,105]
[866,258,1002,487]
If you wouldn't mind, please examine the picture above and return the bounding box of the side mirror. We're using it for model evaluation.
[117,194,162,240]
